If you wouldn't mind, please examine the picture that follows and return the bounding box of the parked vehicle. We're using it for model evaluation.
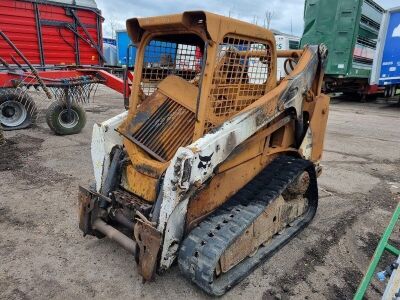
[301,0,385,99]
[116,30,136,67]
[275,35,300,79]
[371,6,400,98]
[78,10,330,296]
[103,42,118,66]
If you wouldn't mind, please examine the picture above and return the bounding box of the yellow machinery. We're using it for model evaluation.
[78,11,330,295]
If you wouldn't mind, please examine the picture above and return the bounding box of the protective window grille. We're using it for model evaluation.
[131,98,196,162]
[206,35,272,132]
[141,39,204,96]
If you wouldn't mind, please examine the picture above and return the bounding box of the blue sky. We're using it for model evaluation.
[97,0,398,38]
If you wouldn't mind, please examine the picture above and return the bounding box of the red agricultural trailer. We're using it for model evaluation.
[0,0,131,135]
[0,0,105,67]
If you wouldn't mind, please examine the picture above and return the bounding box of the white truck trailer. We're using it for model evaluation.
[371,6,400,98]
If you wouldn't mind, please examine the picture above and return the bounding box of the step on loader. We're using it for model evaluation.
[78,11,330,296]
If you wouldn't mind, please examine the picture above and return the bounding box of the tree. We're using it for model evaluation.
[108,15,119,39]
[264,10,274,29]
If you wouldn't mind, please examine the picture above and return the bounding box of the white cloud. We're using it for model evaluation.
[97,0,305,38]
[96,0,396,39]
[393,24,400,38]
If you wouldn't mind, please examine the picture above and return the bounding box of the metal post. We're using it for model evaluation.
[354,203,400,300]
[69,9,107,63]
[123,44,135,109]
[33,2,45,67]
[92,219,137,255]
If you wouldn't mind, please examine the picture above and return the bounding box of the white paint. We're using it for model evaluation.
[380,76,400,80]
[393,24,400,37]
[159,198,189,269]
[159,108,282,270]
[300,127,313,160]
[91,111,127,192]
[157,148,193,231]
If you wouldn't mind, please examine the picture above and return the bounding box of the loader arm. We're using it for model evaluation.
[158,44,328,269]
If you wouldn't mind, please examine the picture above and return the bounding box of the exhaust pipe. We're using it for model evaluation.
[93,219,137,256]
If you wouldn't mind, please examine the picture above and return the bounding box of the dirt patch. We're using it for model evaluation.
[358,232,381,258]
[0,134,71,185]
[265,184,397,298]
[327,267,363,299]
[34,109,49,125]
[0,139,23,171]
[265,214,360,298]
[0,135,44,171]
[0,238,16,257]
[12,161,70,186]
[327,260,395,300]
[262,290,290,300]
[0,206,37,229]
[367,183,399,211]
[85,105,110,114]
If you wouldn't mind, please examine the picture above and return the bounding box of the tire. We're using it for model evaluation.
[46,101,87,135]
[0,89,38,130]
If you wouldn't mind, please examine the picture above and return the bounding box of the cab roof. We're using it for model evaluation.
[126,11,275,45]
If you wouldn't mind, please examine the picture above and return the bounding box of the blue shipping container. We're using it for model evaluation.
[116,30,178,67]
[116,30,136,67]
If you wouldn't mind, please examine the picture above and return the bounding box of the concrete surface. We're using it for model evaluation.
[0,88,399,300]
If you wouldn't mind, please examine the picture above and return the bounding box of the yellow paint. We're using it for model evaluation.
[124,165,158,203]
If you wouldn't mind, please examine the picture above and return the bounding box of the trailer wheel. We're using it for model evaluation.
[0,90,37,130]
[46,101,86,135]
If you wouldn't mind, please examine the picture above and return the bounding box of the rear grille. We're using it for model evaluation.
[131,99,196,162]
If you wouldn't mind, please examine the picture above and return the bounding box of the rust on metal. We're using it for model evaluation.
[113,189,152,213]
[78,186,95,235]
[130,98,196,162]
[134,221,162,281]
[79,10,330,294]
[93,218,137,255]
[220,194,308,273]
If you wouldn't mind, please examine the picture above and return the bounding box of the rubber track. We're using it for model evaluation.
[178,156,318,296]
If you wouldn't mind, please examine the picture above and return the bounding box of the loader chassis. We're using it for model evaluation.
[78,11,330,296]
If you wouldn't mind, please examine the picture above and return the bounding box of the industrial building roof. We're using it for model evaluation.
[40,0,98,9]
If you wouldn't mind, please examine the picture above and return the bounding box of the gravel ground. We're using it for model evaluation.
[0,87,399,300]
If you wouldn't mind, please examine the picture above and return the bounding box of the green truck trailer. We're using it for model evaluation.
[301,0,385,98]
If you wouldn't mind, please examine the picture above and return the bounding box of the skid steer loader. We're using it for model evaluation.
[78,11,330,296]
